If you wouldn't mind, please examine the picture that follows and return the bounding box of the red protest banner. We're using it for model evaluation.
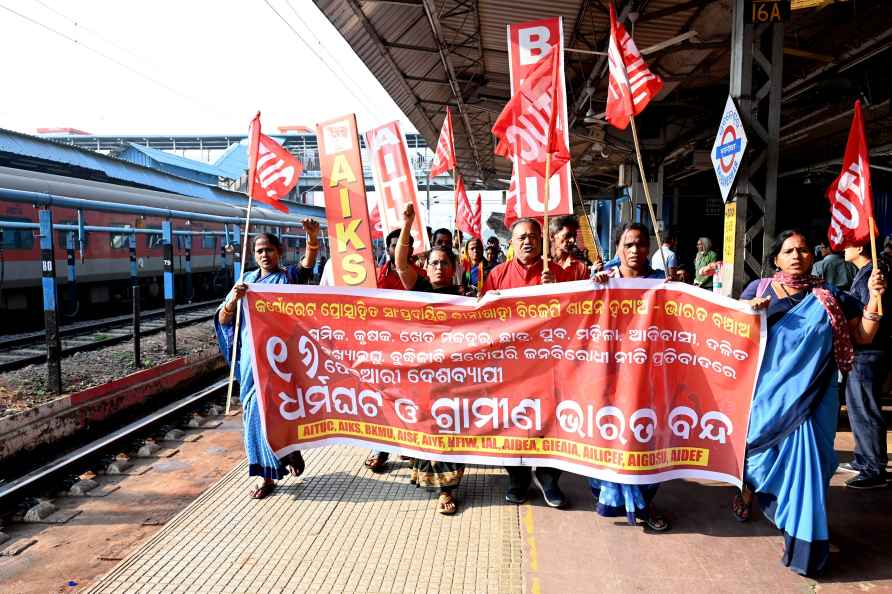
[506,17,572,218]
[243,280,764,486]
[317,114,377,287]
[365,120,431,255]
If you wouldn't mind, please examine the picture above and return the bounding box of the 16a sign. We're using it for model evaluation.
[749,0,790,23]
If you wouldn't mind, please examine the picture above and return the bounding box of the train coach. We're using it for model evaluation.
[0,166,327,331]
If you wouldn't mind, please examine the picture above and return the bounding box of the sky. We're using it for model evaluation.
[0,0,508,233]
[0,0,409,134]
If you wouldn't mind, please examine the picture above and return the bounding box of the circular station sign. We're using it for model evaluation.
[711,96,748,202]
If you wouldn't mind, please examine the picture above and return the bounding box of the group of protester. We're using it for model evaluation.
[215,209,888,577]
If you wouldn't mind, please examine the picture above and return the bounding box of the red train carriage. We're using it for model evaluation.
[0,166,323,330]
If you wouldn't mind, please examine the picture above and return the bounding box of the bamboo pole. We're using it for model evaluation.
[628,114,669,277]
[224,196,254,415]
[869,215,883,315]
[452,166,462,249]
[542,153,554,267]
[570,166,604,265]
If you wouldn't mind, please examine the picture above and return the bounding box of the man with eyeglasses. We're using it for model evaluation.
[481,217,569,508]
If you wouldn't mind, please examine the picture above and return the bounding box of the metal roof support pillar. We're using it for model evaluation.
[184,234,193,304]
[162,220,176,356]
[232,225,242,281]
[726,0,783,295]
[130,233,142,368]
[39,208,62,395]
[65,232,77,317]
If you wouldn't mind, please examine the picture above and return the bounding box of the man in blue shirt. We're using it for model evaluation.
[841,243,891,489]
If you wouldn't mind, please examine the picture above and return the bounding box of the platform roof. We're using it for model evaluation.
[123,143,232,180]
[314,0,892,194]
[0,128,324,219]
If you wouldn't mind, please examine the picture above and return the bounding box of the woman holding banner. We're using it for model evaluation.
[215,221,320,499]
[591,222,670,531]
[734,229,885,575]
[394,203,465,515]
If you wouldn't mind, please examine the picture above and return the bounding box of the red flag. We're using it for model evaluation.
[430,107,457,177]
[826,100,874,250]
[457,189,482,238]
[606,5,664,130]
[368,197,383,240]
[492,50,570,179]
[247,112,303,212]
[503,167,521,229]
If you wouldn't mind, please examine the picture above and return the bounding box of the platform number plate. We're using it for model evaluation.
[749,0,790,23]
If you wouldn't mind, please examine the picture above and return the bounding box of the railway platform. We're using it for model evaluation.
[73,430,891,594]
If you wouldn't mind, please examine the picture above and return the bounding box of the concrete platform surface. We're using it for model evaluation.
[84,439,892,594]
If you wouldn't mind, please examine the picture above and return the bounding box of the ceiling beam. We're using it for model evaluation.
[637,0,715,23]
[419,0,487,178]
[341,0,439,140]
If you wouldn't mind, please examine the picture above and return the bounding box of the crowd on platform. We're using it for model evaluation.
[214,211,889,577]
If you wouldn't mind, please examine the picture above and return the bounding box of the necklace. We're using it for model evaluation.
[778,282,804,303]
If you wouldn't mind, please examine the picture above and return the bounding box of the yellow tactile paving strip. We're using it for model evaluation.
[85,446,524,594]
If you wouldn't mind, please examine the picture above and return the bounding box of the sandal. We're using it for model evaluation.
[732,489,752,523]
[284,452,305,478]
[639,506,670,532]
[250,481,275,500]
[438,492,457,515]
[364,452,388,473]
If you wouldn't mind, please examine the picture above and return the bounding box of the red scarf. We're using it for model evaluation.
[773,272,853,372]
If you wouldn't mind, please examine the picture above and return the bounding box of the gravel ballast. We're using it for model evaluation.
[0,321,219,418]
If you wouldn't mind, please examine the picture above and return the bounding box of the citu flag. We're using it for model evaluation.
[367,196,383,240]
[503,166,520,229]
[826,100,874,250]
[430,107,457,177]
[606,4,664,130]
[456,186,482,238]
[247,112,303,212]
[491,48,570,180]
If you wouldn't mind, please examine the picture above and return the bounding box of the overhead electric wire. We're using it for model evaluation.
[284,0,395,122]
[263,0,389,124]
[33,0,165,74]
[0,2,236,121]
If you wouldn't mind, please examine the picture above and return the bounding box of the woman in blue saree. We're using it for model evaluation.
[591,223,670,531]
[734,230,885,575]
[215,221,320,499]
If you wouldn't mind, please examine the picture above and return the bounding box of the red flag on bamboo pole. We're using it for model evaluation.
[247,112,303,212]
[503,167,520,229]
[457,191,482,238]
[491,49,570,179]
[430,107,457,177]
[605,4,664,130]
[826,100,875,251]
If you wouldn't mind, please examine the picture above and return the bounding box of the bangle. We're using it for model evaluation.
[399,240,413,247]
[223,304,234,314]
[862,308,882,321]
[306,241,319,249]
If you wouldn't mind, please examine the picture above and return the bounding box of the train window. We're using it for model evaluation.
[109,224,132,249]
[146,233,164,249]
[56,221,89,250]
[202,233,216,249]
[0,217,34,250]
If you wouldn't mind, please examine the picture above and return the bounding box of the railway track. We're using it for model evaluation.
[0,378,229,514]
[0,300,219,372]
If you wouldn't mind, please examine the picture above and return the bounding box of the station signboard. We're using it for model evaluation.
[711,96,748,203]
[748,0,791,23]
